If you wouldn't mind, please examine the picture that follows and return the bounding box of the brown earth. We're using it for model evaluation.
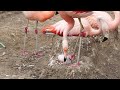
[0,11,120,79]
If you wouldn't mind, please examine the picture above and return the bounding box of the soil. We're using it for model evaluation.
[0,11,120,79]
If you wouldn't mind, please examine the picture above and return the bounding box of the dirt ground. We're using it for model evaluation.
[0,11,120,79]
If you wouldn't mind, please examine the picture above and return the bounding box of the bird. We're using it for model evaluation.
[57,11,94,64]
[41,18,101,37]
[23,11,55,22]
[93,11,120,38]
[41,11,120,65]
[22,11,55,56]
